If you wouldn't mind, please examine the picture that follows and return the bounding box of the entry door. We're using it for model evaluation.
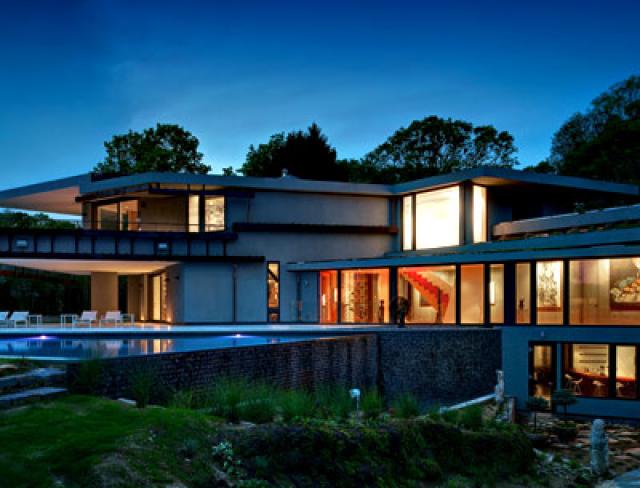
[529,344,556,403]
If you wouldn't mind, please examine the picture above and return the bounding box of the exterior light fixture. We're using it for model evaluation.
[156,242,169,254]
[350,388,361,413]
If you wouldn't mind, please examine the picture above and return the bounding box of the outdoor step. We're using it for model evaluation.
[0,368,65,393]
[0,387,67,408]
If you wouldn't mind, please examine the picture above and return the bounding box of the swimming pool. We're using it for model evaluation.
[0,334,327,361]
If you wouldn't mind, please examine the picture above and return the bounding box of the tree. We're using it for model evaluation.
[524,160,556,174]
[361,116,518,184]
[0,210,77,229]
[526,396,549,431]
[551,389,577,420]
[93,123,211,176]
[240,123,346,181]
[550,75,640,181]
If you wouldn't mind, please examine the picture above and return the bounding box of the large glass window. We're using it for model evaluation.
[267,262,280,322]
[490,264,504,324]
[319,271,338,324]
[570,258,640,325]
[398,266,456,324]
[402,196,413,251]
[188,195,200,232]
[473,185,487,243]
[415,186,460,249]
[616,346,637,399]
[341,269,389,323]
[537,261,564,324]
[531,344,554,403]
[96,203,119,230]
[516,263,531,324]
[460,264,484,324]
[204,196,225,232]
[562,344,609,398]
[119,200,140,231]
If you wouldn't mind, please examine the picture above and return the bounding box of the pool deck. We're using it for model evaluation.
[0,323,400,337]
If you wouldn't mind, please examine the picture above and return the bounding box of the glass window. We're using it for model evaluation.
[537,261,564,324]
[616,346,637,399]
[570,258,640,325]
[415,186,460,249]
[96,203,118,230]
[341,269,389,323]
[473,185,487,243]
[490,264,504,324]
[267,262,280,322]
[460,264,484,324]
[319,270,338,324]
[516,263,531,324]
[531,344,554,403]
[398,266,456,324]
[119,200,139,231]
[562,344,609,398]
[204,196,225,232]
[188,195,200,233]
[403,196,413,251]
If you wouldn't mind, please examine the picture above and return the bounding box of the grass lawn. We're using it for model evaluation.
[0,395,217,487]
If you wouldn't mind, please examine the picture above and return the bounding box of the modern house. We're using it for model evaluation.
[1,167,640,418]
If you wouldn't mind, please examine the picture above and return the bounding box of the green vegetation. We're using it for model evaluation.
[526,396,549,431]
[0,395,535,487]
[391,392,420,419]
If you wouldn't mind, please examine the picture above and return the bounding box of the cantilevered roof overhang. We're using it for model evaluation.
[0,174,89,215]
[0,258,175,275]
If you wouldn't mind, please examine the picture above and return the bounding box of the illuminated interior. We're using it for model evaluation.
[415,186,460,249]
[489,264,504,323]
[402,196,413,251]
[460,264,484,323]
[516,262,531,324]
[398,266,456,324]
[472,185,487,243]
[319,270,338,323]
[341,269,389,323]
[537,261,563,324]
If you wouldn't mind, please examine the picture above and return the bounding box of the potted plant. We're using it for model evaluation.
[551,389,578,442]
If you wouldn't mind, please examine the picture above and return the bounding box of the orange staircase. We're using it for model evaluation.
[400,270,451,316]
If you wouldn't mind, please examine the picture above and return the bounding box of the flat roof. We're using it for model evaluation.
[0,167,637,214]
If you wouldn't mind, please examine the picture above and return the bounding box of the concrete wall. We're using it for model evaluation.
[68,334,378,400]
[377,328,502,405]
[90,272,118,315]
[502,326,640,420]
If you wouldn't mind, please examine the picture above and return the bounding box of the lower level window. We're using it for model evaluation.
[319,271,338,324]
[617,346,637,399]
[267,262,279,322]
[562,344,609,398]
[341,269,389,323]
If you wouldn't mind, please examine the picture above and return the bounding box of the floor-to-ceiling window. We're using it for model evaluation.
[204,196,225,231]
[537,261,564,324]
[319,271,338,324]
[188,195,200,232]
[530,344,554,402]
[562,343,609,398]
[341,269,389,323]
[267,262,280,322]
[415,186,460,250]
[473,185,487,243]
[460,264,484,324]
[570,258,640,325]
[402,196,413,251]
[95,202,119,230]
[398,266,456,324]
[516,263,531,324]
[489,264,504,323]
[151,272,167,322]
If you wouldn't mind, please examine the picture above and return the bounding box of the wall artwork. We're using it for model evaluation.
[537,261,562,311]
[609,258,640,310]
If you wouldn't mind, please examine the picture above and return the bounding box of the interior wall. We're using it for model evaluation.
[90,272,118,316]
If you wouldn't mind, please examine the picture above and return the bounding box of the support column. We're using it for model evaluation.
[90,272,119,316]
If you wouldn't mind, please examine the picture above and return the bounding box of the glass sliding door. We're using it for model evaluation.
[460,264,484,324]
[516,263,531,324]
[537,261,564,324]
[562,344,609,398]
[616,346,637,399]
[530,344,554,403]
[341,269,389,324]
[96,203,119,230]
[398,266,456,324]
[319,270,338,324]
[150,273,167,322]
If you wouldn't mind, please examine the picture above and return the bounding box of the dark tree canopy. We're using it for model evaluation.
[93,123,211,176]
[239,123,346,180]
[551,75,640,182]
[0,211,77,230]
[360,116,518,183]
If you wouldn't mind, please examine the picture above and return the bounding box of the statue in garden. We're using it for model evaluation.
[495,370,505,406]
[590,419,609,476]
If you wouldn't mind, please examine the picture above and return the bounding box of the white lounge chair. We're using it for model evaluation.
[73,311,98,328]
[8,311,29,328]
[99,311,123,327]
[0,311,8,326]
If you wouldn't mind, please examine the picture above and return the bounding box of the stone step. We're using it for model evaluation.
[0,368,65,393]
[0,387,67,408]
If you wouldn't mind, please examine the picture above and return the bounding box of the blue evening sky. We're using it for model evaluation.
[0,0,638,188]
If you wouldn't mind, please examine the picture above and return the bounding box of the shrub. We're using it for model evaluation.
[237,398,276,424]
[391,393,420,419]
[361,388,384,419]
[422,458,443,481]
[525,396,549,431]
[458,405,484,431]
[169,390,195,409]
[278,390,316,421]
[71,357,103,394]
[441,409,459,425]
[130,366,158,408]
[551,389,577,420]
[314,386,352,420]
[208,377,253,422]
